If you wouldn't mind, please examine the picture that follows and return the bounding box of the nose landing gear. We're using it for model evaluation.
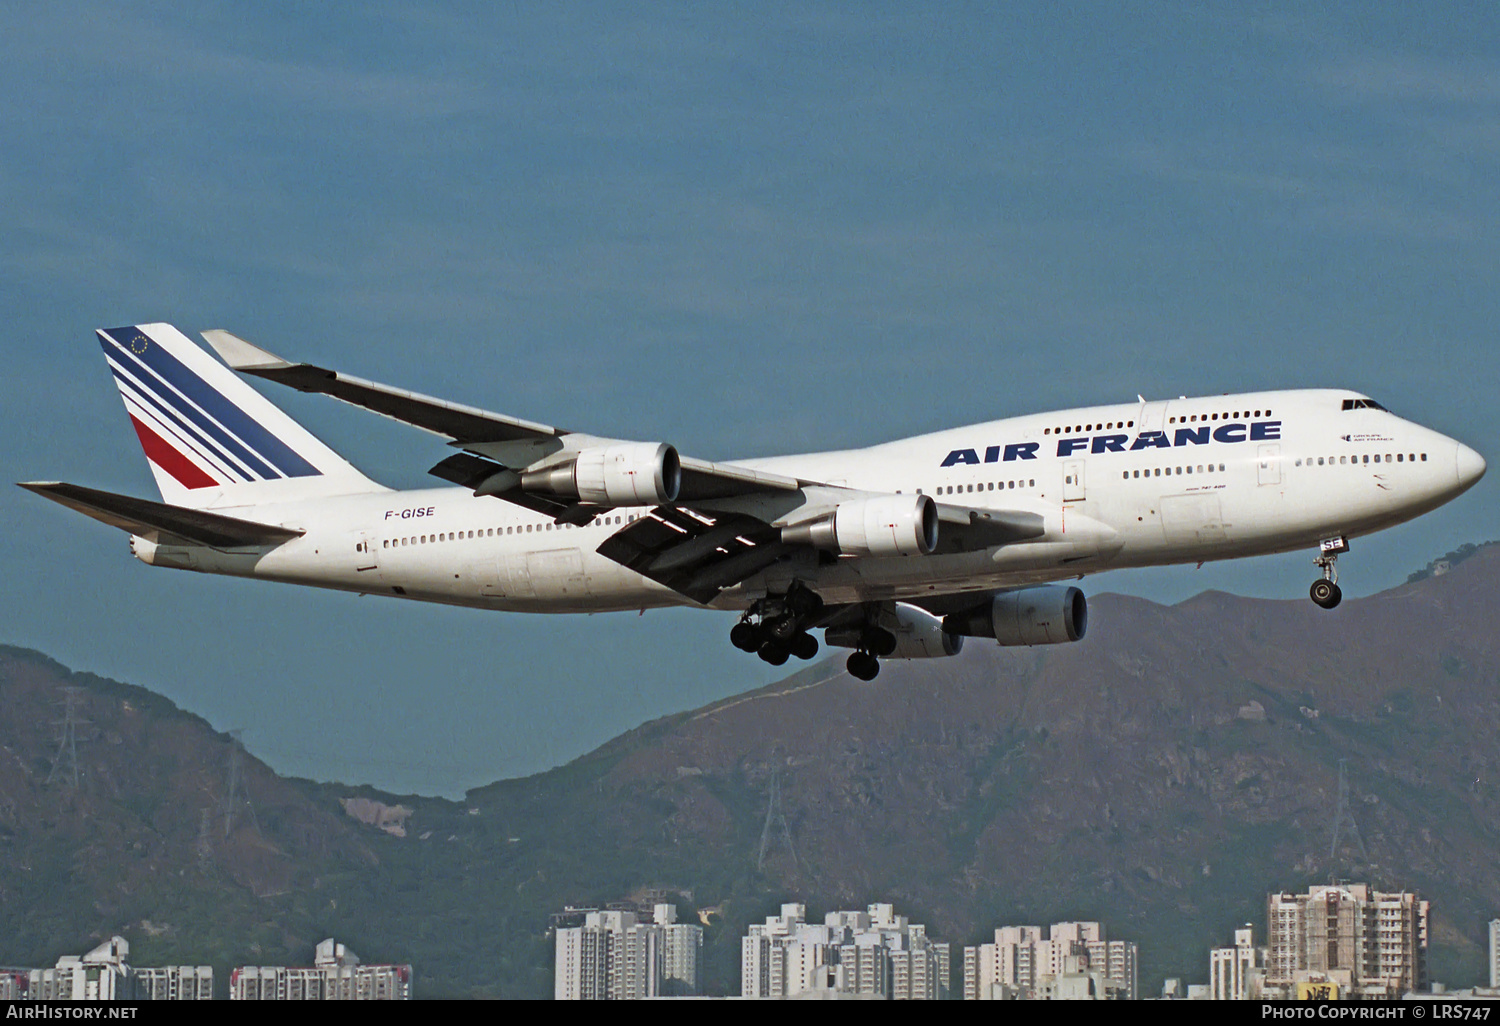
[1310,536,1348,609]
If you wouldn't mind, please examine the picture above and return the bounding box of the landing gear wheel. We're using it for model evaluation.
[847,651,880,681]
[730,621,760,652]
[767,616,798,643]
[757,641,789,666]
[790,632,819,660]
[1311,538,1347,610]
[1310,580,1342,609]
[867,628,897,657]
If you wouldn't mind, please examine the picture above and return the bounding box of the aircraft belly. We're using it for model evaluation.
[1159,493,1228,546]
[469,545,686,612]
[732,546,1096,607]
[525,548,587,601]
[470,553,531,599]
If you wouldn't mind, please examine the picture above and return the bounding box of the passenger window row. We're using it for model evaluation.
[1045,421,1132,435]
[1122,464,1226,480]
[920,480,1036,496]
[1043,409,1274,435]
[1168,409,1270,424]
[379,514,634,549]
[1297,453,1425,467]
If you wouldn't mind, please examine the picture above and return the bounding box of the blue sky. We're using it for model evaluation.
[3,4,1497,796]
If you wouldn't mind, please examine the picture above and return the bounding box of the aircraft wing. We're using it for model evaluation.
[201,330,805,504]
[594,500,1046,604]
[18,482,303,548]
[594,505,797,604]
[203,329,561,444]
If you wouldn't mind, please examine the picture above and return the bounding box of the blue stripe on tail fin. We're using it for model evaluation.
[97,323,386,509]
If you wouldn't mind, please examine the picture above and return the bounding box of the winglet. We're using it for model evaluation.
[201,329,295,372]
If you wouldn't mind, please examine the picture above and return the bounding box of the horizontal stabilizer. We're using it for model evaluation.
[18,482,303,548]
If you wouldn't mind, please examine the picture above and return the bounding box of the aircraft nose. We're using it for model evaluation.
[1456,442,1486,489]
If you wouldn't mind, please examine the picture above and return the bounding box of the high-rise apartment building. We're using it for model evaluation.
[133,966,215,1000]
[231,938,411,1000]
[1209,925,1268,1000]
[17,938,136,1001]
[963,921,1137,999]
[2,938,213,1001]
[555,904,702,999]
[1490,919,1499,990]
[742,903,832,997]
[740,902,949,999]
[1265,884,1428,999]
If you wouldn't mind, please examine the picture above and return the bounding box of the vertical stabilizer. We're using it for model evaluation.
[97,323,385,509]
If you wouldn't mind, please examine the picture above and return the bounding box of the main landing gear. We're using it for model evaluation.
[828,609,898,683]
[1310,536,1348,610]
[731,583,824,666]
[846,651,880,682]
[844,630,896,682]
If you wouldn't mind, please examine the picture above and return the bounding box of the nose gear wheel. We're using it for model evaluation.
[1310,537,1348,609]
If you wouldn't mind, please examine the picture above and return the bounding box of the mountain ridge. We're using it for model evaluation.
[2,544,1497,996]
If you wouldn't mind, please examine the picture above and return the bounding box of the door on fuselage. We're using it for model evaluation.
[1136,399,1170,435]
[355,532,380,574]
[1063,459,1086,502]
[1257,444,1282,486]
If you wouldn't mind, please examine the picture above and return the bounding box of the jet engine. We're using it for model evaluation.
[943,585,1088,646]
[781,494,938,557]
[825,602,964,658]
[520,442,681,506]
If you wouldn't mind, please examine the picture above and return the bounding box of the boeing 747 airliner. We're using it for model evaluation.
[22,324,1486,680]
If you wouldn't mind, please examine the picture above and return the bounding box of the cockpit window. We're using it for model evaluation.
[1341,398,1388,411]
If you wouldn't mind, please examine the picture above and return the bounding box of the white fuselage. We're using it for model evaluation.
[133,389,1483,613]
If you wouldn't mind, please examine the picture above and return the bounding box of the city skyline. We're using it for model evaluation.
[3,883,1492,999]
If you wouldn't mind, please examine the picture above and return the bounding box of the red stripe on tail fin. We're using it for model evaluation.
[129,415,219,490]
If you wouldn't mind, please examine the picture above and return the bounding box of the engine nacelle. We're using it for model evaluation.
[825,602,963,659]
[944,585,1088,647]
[781,494,938,557]
[129,535,199,570]
[886,602,964,658]
[521,442,681,506]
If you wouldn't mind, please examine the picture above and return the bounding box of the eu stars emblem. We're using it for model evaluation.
[129,331,149,354]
